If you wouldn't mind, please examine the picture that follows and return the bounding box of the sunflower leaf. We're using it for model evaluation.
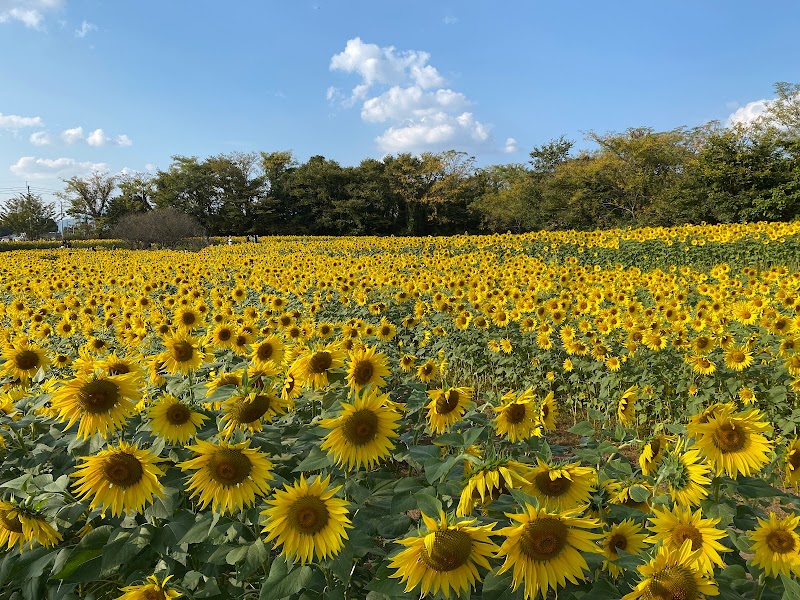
[261,556,313,600]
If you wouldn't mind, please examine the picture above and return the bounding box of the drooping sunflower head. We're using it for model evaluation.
[661,445,711,507]
[639,435,670,477]
[525,460,596,511]
[220,390,288,437]
[625,540,718,600]
[784,438,800,489]
[425,387,472,434]
[539,391,558,432]
[456,460,532,516]
[0,501,62,552]
[117,574,182,600]
[617,385,638,428]
[262,474,352,565]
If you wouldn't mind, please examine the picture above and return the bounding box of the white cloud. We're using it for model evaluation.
[10,156,109,179]
[86,128,132,147]
[443,16,459,25]
[504,137,519,153]
[727,99,770,127]
[61,126,83,143]
[0,112,44,129]
[74,19,96,38]
[329,38,500,153]
[144,163,155,172]
[0,0,64,29]
[115,133,132,146]
[29,130,51,145]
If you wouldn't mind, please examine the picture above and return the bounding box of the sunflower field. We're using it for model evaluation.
[3,221,800,600]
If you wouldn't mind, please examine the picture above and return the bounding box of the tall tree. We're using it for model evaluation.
[764,81,800,138]
[105,172,155,226]
[0,191,57,240]
[471,164,534,233]
[57,172,117,236]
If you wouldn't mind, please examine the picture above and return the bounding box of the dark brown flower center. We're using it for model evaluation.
[505,402,527,424]
[290,496,329,534]
[520,517,568,561]
[208,449,252,486]
[143,589,166,600]
[165,402,191,425]
[78,379,121,414]
[181,312,197,326]
[788,450,800,470]
[767,530,797,554]
[103,452,144,488]
[436,390,460,415]
[14,349,40,371]
[672,524,703,551]
[342,409,379,445]
[233,395,272,424]
[729,351,746,364]
[256,343,274,361]
[420,529,473,572]
[217,328,232,342]
[309,352,332,374]
[534,472,572,497]
[713,422,747,453]
[0,509,23,533]
[107,362,131,375]
[352,360,375,386]
[607,532,627,553]
[171,341,194,362]
[647,565,699,600]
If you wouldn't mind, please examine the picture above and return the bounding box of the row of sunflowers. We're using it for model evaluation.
[1,225,800,599]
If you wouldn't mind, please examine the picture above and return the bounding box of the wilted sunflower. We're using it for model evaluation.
[1,337,49,382]
[691,407,772,478]
[748,512,800,577]
[148,394,207,444]
[219,390,288,438]
[389,510,498,598]
[345,345,390,392]
[602,519,648,577]
[660,444,711,507]
[289,343,345,390]
[249,334,286,369]
[117,574,181,600]
[319,387,401,471]
[180,438,273,514]
[647,505,729,574]
[456,460,532,516]
[0,501,62,551]
[623,540,718,600]
[72,441,164,517]
[160,332,205,374]
[617,385,638,428]
[493,389,540,442]
[262,474,352,564]
[639,435,670,476]
[426,387,472,434]
[496,504,602,600]
[51,371,140,439]
[526,459,596,511]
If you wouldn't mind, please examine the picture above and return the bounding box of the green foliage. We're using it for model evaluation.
[0,191,57,240]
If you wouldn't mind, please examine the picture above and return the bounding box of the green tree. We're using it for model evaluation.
[57,172,117,236]
[105,172,155,226]
[764,81,800,138]
[0,191,57,240]
[471,164,534,232]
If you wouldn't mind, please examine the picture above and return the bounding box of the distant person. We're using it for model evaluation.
[227,236,233,245]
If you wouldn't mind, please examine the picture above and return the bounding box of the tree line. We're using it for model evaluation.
[3,82,799,240]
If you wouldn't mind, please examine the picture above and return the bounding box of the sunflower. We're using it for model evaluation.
[249,334,286,368]
[617,385,638,427]
[117,574,181,600]
[399,354,416,372]
[647,505,729,574]
[416,359,439,383]
[99,352,142,381]
[495,504,602,600]
[639,435,670,476]
[206,323,236,350]
[219,390,288,438]
[539,391,557,432]
[1,337,49,382]
[660,444,711,507]
[623,540,718,600]
[389,510,498,597]
[0,501,62,551]
[148,394,207,444]
[784,438,800,489]
[493,388,540,442]
[426,387,472,434]
[160,332,205,374]
[72,441,164,517]
[174,306,201,331]
[262,474,352,564]
[289,343,346,390]
[180,438,273,514]
[376,320,397,341]
[525,459,596,511]
[687,354,717,376]
[691,407,772,478]
[602,519,649,577]
[723,345,753,371]
[319,387,401,471]
[748,512,800,577]
[456,460,532,516]
[50,371,140,439]
[345,345,390,392]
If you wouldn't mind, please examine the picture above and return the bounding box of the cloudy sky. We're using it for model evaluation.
[1,0,799,206]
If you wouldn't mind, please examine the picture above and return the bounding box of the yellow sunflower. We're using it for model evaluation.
[426,387,472,434]
[623,540,718,600]
[398,354,416,372]
[748,512,800,578]
[159,332,205,374]
[602,519,648,578]
[289,343,346,390]
[0,501,62,551]
[495,504,602,600]
[784,438,800,489]
[647,505,729,574]
[1,337,49,382]
[539,391,557,432]
[661,444,711,507]
[249,334,286,369]
[389,510,498,598]
[456,460,532,516]
[639,435,670,477]
[493,388,541,442]
[72,441,164,517]
[219,390,288,438]
[525,459,596,511]
[261,474,352,564]
[723,345,753,371]
[691,407,772,478]
[180,438,273,514]
[117,574,181,600]
[50,371,140,439]
[345,345,391,392]
[206,322,237,350]
[148,394,207,444]
[617,385,638,427]
[319,387,401,471]
[416,359,439,383]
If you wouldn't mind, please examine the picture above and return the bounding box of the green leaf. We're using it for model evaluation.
[782,574,800,600]
[628,484,651,503]
[425,453,461,484]
[413,492,442,518]
[481,569,515,600]
[568,421,595,436]
[294,446,334,472]
[51,525,112,581]
[261,556,313,600]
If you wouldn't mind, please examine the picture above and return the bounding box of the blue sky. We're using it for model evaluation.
[1,0,799,207]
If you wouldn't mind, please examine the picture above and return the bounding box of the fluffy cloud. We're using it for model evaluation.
[0,0,64,29]
[329,38,504,153]
[61,126,132,146]
[61,126,83,143]
[29,130,51,145]
[727,99,770,127]
[10,156,109,179]
[504,137,519,154]
[0,112,44,129]
[74,19,96,38]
